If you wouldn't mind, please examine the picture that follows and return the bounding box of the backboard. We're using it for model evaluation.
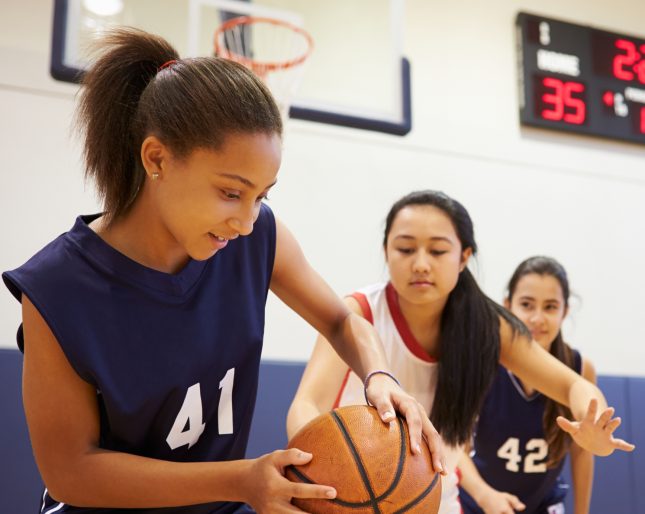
[51,0,412,135]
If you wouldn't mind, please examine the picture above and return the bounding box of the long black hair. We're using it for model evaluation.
[506,256,575,467]
[383,190,529,446]
[76,28,282,225]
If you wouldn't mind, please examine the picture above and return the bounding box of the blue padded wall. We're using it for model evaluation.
[245,360,306,458]
[0,349,43,514]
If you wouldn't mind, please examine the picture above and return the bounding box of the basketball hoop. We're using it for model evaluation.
[214,16,313,117]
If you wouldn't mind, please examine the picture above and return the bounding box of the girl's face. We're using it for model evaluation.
[385,205,471,307]
[146,132,281,261]
[506,273,568,350]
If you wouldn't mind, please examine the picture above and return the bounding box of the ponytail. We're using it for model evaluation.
[431,268,528,445]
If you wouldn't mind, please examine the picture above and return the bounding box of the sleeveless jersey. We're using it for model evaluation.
[334,282,463,514]
[2,204,276,514]
[459,351,582,514]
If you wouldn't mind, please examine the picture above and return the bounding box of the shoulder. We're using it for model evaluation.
[3,226,80,304]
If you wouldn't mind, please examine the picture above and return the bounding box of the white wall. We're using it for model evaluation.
[1,0,644,375]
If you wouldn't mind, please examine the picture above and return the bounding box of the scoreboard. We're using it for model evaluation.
[516,12,645,145]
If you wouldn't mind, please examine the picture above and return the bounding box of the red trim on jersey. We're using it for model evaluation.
[333,368,352,409]
[349,292,374,324]
[385,282,437,363]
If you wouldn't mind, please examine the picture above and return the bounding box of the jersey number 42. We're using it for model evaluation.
[497,437,548,473]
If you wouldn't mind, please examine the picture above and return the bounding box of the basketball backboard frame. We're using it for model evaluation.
[50,0,412,136]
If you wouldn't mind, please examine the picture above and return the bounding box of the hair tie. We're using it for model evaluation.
[158,59,178,72]
[363,370,401,407]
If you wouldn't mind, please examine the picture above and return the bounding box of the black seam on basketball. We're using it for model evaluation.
[391,471,440,514]
[332,410,382,514]
[288,464,378,508]
[372,415,406,503]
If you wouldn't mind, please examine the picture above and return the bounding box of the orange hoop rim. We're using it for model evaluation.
[214,16,314,74]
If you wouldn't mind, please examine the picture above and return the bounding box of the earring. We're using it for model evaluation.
[151,172,160,180]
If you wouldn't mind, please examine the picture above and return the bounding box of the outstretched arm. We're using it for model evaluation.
[272,218,445,473]
[499,318,634,456]
[457,450,525,514]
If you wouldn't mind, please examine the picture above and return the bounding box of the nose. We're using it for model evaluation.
[228,202,257,236]
[412,251,431,274]
[529,309,546,326]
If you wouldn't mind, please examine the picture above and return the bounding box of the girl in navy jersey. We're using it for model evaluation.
[287,191,633,514]
[2,29,443,514]
[458,257,594,514]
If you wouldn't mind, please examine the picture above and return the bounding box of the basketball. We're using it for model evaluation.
[285,405,441,514]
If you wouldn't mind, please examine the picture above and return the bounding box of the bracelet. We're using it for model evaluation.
[363,370,401,407]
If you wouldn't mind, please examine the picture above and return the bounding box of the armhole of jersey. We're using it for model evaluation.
[332,368,352,409]
[574,349,582,374]
[349,292,373,324]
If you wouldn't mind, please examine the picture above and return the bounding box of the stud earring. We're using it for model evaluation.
[151,172,160,180]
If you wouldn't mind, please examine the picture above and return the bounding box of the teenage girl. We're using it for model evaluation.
[2,30,441,514]
[287,190,633,514]
[458,256,594,514]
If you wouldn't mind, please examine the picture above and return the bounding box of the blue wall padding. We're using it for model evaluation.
[0,349,43,513]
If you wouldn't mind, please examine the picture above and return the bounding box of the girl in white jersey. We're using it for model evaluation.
[287,190,634,514]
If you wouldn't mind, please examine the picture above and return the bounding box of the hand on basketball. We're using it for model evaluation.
[477,486,526,514]
[365,373,447,476]
[556,398,636,456]
[245,449,336,513]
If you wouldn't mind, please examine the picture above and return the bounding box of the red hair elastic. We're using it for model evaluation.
[158,59,178,72]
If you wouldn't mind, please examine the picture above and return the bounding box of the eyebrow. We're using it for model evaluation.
[216,173,278,190]
[518,296,560,304]
[393,235,453,243]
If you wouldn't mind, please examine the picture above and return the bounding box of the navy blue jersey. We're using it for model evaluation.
[459,351,582,514]
[2,205,276,514]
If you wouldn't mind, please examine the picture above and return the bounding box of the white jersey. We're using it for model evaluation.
[335,282,463,514]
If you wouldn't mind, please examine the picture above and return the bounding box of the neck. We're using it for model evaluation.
[90,187,190,274]
[396,293,447,357]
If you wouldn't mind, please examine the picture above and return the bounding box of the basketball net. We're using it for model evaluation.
[214,16,314,118]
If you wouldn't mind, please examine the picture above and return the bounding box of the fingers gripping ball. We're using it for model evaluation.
[286,405,441,514]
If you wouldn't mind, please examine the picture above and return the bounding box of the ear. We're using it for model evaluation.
[459,246,473,272]
[503,298,511,310]
[140,136,169,178]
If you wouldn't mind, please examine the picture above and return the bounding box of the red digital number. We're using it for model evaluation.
[637,45,645,83]
[541,78,586,125]
[641,107,645,134]
[613,39,640,82]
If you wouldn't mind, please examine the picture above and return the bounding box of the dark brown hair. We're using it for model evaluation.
[76,28,282,224]
[506,255,575,467]
[383,191,530,446]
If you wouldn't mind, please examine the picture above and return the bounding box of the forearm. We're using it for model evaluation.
[47,449,252,508]
[571,445,594,514]
[457,451,494,504]
[325,311,389,382]
[568,379,607,420]
[287,398,325,440]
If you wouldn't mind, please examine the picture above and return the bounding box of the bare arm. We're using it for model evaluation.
[22,295,335,511]
[272,218,445,472]
[570,357,596,514]
[499,318,634,455]
[457,450,525,514]
[286,297,361,439]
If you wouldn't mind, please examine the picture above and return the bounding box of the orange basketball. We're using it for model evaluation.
[285,405,441,514]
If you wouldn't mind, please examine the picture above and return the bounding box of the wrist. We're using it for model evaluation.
[363,370,400,406]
